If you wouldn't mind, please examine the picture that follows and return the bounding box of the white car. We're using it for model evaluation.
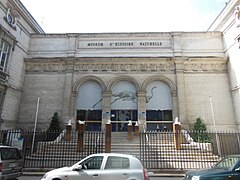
[41,153,149,180]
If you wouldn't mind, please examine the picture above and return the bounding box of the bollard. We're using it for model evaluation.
[77,121,85,152]
[105,121,112,153]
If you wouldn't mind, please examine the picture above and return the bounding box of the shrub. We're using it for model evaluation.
[192,117,211,143]
[46,112,62,141]
[48,112,61,131]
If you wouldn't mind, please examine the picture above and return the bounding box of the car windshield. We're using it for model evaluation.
[214,156,240,169]
[0,148,22,160]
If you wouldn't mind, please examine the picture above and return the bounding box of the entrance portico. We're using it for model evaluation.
[73,75,177,131]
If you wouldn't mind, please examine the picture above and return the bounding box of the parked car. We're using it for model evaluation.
[0,145,23,180]
[184,154,240,180]
[41,153,149,180]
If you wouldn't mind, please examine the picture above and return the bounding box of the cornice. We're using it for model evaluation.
[208,0,240,31]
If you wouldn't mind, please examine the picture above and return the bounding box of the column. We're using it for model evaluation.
[102,90,112,130]
[172,92,179,123]
[175,59,188,128]
[137,90,147,131]
[62,60,75,127]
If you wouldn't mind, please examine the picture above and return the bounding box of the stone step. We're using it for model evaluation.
[26,153,219,163]
[32,131,218,168]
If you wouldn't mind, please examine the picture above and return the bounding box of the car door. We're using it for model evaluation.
[68,156,104,180]
[229,173,240,180]
[101,156,131,180]
[230,164,240,180]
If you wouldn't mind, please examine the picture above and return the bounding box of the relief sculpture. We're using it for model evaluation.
[92,90,137,108]
[111,90,137,104]
[146,86,157,103]
[234,5,240,27]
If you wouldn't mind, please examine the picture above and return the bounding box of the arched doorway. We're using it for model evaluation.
[76,81,103,130]
[110,81,138,132]
[146,81,173,131]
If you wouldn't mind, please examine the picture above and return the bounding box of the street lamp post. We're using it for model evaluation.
[31,97,40,153]
[209,96,221,156]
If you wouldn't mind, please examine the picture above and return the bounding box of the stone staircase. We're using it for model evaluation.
[110,132,140,157]
[25,131,220,170]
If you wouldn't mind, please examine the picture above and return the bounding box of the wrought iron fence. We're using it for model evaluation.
[0,129,104,169]
[140,130,240,171]
[1,129,240,171]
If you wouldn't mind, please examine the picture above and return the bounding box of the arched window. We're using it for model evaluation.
[110,81,138,132]
[76,81,102,130]
[146,81,173,130]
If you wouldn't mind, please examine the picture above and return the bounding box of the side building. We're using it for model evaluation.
[0,0,43,129]
[208,0,240,130]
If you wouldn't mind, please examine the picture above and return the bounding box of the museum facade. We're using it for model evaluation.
[0,0,239,131]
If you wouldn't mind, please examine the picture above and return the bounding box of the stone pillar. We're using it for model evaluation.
[64,121,72,142]
[105,121,112,153]
[77,121,85,152]
[102,91,112,131]
[175,59,188,128]
[137,90,147,131]
[127,121,133,140]
[134,121,140,136]
[173,118,182,150]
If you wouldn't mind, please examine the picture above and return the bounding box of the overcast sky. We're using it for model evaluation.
[20,0,229,33]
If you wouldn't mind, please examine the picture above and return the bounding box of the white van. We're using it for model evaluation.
[0,145,23,180]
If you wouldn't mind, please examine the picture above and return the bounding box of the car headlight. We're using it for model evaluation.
[192,176,200,180]
[42,173,48,179]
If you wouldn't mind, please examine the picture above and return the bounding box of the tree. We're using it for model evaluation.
[192,117,211,143]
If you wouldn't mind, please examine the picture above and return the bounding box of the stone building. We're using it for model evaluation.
[208,0,240,130]
[0,0,43,129]
[0,0,239,131]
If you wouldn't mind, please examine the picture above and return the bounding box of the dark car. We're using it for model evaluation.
[184,155,240,180]
[0,145,23,180]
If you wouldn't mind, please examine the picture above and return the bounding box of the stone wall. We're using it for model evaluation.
[208,0,240,129]
[0,0,43,129]
[18,56,235,131]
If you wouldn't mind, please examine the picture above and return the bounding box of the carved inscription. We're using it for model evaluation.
[79,40,169,49]
[87,43,103,47]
